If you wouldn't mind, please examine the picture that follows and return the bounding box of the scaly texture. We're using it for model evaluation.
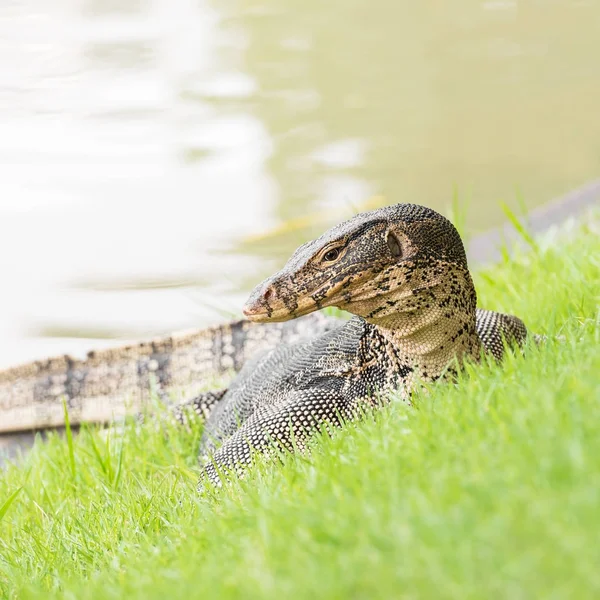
[0,314,338,433]
[196,203,531,487]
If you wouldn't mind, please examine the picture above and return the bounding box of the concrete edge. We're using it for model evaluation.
[467,179,600,265]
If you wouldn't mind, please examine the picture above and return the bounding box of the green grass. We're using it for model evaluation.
[1,216,599,599]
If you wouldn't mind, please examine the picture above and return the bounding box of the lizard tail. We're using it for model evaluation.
[0,313,340,433]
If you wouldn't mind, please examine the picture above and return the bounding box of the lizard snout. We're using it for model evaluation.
[243,284,278,320]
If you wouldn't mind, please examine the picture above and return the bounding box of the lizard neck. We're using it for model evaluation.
[361,266,482,380]
[369,312,481,382]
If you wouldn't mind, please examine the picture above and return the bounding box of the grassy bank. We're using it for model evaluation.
[1,216,599,599]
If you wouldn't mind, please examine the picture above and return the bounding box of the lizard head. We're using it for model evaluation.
[243,203,476,328]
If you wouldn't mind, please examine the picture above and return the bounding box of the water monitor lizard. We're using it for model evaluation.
[190,203,534,487]
[0,202,529,440]
[0,182,600,478]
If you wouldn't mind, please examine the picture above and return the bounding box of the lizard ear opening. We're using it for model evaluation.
[387,231,403,259]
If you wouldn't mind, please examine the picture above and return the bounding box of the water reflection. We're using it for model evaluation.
[236,0,600,223]
[0,0,598,369]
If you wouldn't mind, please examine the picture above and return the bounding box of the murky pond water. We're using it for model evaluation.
[0,0,599,369]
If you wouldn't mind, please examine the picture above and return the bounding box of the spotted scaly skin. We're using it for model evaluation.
[0,314,339,433]
[197,203,529,487]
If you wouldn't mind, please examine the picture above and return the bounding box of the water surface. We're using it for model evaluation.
[1,0,598,368]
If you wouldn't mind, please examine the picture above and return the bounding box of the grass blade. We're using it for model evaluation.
[501,202,538,250]
[112,434,125,489]
[447,184,470,241]
[63,399,76,479]
[0,487,23,522]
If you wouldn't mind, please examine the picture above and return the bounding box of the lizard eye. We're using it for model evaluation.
[322,247,341,263]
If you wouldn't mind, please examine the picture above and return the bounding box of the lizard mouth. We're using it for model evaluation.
[243,271,433,323]
[243,304,292,323]
[242,277,350,323]
[243,295,321,323]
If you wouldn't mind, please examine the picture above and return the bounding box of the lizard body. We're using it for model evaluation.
[195,203,530,486]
